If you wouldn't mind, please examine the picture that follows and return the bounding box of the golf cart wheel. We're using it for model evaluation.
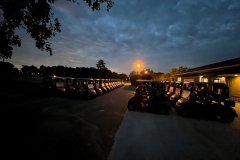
[221,114,235,123]
[159,107,168,115]
[86,94,91,100]
[170,101,176,108]
[128,104,135,111]
[181,108,189,118]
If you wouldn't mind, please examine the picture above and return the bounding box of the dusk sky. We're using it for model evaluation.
[7,0,240,75]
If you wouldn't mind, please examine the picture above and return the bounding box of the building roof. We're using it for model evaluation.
[177,57,240,76]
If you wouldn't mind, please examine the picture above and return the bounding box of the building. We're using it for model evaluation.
[177,57,240,101]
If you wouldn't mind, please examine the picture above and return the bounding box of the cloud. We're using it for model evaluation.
[8,0,240,74]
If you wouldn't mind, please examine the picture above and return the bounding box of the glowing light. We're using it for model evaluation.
[133,60,144,70]
[145,70,148,74]
[235,74,238,76]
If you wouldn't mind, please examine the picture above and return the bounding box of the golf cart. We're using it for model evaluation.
[128,80,171,114]
[65,77,75,93]
[169,82,188,107]
[92,79,103,95]
[165,81,176,101]
[175,82,237,123]
[80,78,97,99]
[42,76,66,93]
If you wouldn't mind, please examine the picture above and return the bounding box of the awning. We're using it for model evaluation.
[176,64,240,76]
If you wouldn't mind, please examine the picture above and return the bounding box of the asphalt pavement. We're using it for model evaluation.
[0,80,135,160]
[109,103,240,160]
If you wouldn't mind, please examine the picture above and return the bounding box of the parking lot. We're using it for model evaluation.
[1,77,240,160]
[110,102,240,160]
[0,77,134,160]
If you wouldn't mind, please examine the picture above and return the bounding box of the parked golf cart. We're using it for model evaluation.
[128,80,171,114]
[165,81,176,101]
[80,78,97,99]
[72,78,86,98]
[169,82,187,107]
[92,79,103,95]
[107,80,114,90]
[175,82,237,123]
[127,85,143,111]
[97,79,107,93]
[65,77,75,92]
[42,76,66,93]
[102,79,111,91]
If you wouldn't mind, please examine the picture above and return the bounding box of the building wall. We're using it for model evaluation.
[180,76,199,82]
[219,77,226,83]
[226,77,240,97]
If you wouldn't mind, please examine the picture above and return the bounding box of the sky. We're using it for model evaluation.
[7,0,240,75]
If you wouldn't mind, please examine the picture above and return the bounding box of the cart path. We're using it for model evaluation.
[109,104,240,160]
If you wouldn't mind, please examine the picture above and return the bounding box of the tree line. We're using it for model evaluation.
[129,66,188,85]
[0,59,127,80]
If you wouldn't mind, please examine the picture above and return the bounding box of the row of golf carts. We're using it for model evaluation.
[42,76,124,99]
[127,80,237,123]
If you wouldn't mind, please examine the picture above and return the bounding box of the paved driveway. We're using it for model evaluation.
[109,103,240,160]
[1,82,135,160]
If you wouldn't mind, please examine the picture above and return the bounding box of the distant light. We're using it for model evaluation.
[137,64,141,68]
[235,74,238,76]
[145,71,148,74]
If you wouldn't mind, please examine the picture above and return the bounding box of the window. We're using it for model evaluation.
[177,77,181,82]
[199,76,208,82]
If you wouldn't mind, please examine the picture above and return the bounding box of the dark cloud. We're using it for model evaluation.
[8,0,240,74]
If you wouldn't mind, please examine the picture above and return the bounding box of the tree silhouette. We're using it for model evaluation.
[0,62,19,76]
[0,0,114,59]
[21,65,39,75]
[159,66,188,81]
[96,59,107,70]
[129,70,137,77]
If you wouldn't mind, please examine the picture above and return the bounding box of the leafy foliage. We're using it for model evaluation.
[159,66,188,81]
[0,0,114,59]
[139,69,163,79]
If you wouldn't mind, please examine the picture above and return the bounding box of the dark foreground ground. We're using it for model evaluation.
[0,76,134,160]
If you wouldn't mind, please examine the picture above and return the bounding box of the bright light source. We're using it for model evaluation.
[145,70,148,74]
[235,74,238,76]
[133,60,144,71]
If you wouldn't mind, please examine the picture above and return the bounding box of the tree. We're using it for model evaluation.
[0,0,114,60]
[96,59,107,70]
[139,68,163,79]
[141,74,152,80]
[129,70,137,77]
[159,66,188,81]
[0,62,19,76]
[112,72,118,79]
[21,65,39,75]
[118,73,127,80]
